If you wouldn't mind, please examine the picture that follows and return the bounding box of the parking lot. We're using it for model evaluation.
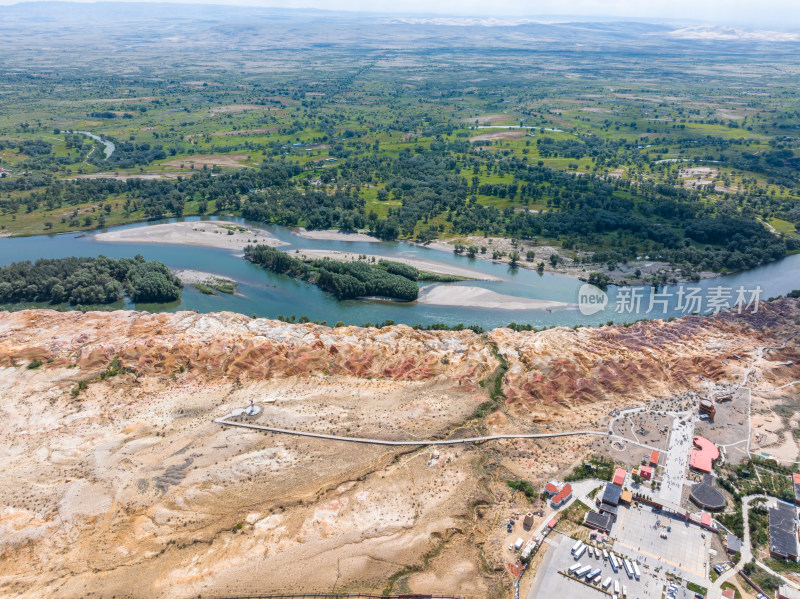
[612,505,709,582]
[527,533,666,599]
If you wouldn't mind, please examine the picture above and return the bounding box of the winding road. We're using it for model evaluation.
[708,495,760,598]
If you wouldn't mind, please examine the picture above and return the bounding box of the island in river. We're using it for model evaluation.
[94,221,288,251]
[417,285,570,311]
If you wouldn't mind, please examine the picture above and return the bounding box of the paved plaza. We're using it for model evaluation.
[658,414,694,505]
[612,505,709,582]
[528,533,664,599]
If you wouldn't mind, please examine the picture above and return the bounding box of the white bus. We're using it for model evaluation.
[602,577,612,590]
[632,562,641,580]
[609,553,620,572]
[614,580,620,594]
[623,559,634,579]
[622,584,628,598]
[574,545,587,560]
[588,546,594,558]
[602,549,609,561]
[571,540,584,554]
[568,563,582,574]
[575,565,592,578]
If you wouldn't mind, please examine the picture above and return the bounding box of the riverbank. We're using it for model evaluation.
[418,285,570,311]
[94,221,289,250]
[290,249,503,282]
[294,228,380,242]
[416,236,717,285]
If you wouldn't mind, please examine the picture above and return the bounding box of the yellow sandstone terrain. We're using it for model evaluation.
[0,302,798,598]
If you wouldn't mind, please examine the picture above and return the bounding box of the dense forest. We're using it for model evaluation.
[1,21,799,284]
[3,151,795,277]
[0,255,183,305]
[244,245,421,301]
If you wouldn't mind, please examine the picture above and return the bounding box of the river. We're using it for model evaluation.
[1,217,799,329]
[71,131,115,159]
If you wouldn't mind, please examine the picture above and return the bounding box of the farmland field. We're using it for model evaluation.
[0,4,799,288]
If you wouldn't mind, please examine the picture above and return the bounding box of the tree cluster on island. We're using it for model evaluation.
[244,245,461,301]
[0,255,183,306]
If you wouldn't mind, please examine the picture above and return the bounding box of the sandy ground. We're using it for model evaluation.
[172,269,236,285]
[470,130,526,142]
[94,221,288,250]
[294,228,380,242]
[87,96,157,103]
[211,127,276,137]
[209,104,266,114]
[750,405,799,463]
[0,301,798,598]
[159,154,250,169]
[461,113,512,124]
[66,172,186,181]
[418,285,570,311]
[289,249,502,281]
[0,310,502,598]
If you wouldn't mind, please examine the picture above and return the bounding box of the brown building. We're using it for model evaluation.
[699,399,716,421]
[523,512,534,530]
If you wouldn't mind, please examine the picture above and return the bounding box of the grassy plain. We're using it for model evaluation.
[0,4,798,283]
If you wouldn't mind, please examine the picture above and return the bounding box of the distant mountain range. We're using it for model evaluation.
[1,2,798,59]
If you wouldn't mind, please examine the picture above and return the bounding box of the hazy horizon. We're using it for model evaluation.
[0,0,798,29]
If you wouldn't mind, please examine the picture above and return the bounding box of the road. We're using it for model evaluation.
[524,479,604,599]
[755,380,799,392]
[708,495,760,599]
[707,332,800,599]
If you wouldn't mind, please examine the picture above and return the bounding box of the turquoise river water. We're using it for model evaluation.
[1,216,798,329]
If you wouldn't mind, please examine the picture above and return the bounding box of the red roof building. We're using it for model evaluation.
[640,465,653,481]
[650,450,660,466]
[551,483,573,507]
[690,436,720,473]
[544,482,559,496]
[613,468,626,486]
[701,512,712,527]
